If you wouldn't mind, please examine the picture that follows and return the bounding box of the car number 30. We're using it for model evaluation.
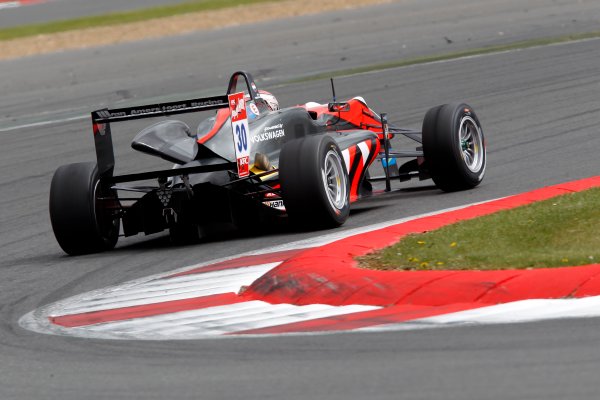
[236,124,248,152]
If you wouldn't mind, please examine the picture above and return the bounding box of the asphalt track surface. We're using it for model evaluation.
[1,0,600,399]
[0,0,188,28]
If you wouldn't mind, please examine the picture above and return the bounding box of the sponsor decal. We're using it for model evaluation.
[229,92,251,178]
[237,156,250,174]
[130,104,185,115]
[251,123,285,143]
[96,110,127,119]
[249,103,260,116]
[95,99,226,120]
[230,93,247,121]
[156,188,172,207]
[93,123,106,137]
[263,199,285,211]
[190,99,225,107]
[130,107,161,115]
[128,101,225,115]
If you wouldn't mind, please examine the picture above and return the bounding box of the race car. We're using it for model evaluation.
[49,71,486,255]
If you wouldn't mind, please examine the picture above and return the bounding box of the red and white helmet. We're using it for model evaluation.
[257,90,279,111]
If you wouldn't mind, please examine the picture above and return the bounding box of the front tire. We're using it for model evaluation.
[279,135,350,228]
[49,162,119,255]
[422,103,486,191]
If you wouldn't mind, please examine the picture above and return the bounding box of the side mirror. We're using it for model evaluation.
[328,102,350,112]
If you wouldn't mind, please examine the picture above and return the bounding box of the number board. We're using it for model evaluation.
[228,92,251,177]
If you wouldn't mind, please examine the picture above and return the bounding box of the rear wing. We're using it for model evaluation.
[91,95,230,181]
[91,71,260,184]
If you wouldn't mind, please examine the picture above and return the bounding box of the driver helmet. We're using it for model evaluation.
[257,90,280,111]
[245,90,279,120]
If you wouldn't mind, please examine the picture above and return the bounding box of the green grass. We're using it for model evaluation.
[0,0,278,41]
[288,31,600,83]
[358,188,600,271]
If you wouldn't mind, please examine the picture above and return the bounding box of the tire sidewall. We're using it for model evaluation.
[446,104,486,185]
[422,103,486,191]
[315,137,350,225]
[279,135,350,227]
[49,162,118,255]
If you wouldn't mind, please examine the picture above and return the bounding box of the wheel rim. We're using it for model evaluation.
[458,115,484,172]
[321,149,347,211]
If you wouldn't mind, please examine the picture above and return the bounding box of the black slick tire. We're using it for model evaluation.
[422,103,486,191]
[49,162,119,255]
[279,135,350,228]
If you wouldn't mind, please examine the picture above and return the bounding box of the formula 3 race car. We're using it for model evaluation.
[49,71,486,255]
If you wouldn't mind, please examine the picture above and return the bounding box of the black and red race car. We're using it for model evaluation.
[49,71,486,255]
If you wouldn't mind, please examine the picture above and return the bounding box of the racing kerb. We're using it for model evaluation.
[0,0,44,9]
[19,176,600,339]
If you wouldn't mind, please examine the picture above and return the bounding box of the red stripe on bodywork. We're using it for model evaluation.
[368,137,380,165]
[345,145,361,202]
[351,139,377,202]
[350,144,365,202]
[346,144,357,172]
[198,108,230,144]
[50,293,246,328]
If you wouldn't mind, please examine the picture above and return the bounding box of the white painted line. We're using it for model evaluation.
[0,115,88,133]
[0,1,19,9]
[0,0,51,9]
[357,296,600,333]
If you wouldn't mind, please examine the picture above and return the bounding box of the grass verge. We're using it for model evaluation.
[0,0,276,41]
[358,188,600,271]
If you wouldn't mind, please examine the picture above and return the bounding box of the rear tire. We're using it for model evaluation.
[279,135,350,228]
[422,103,486,191]
[49,162,119,255]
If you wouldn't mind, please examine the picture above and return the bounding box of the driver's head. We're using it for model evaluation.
[257,90,279,111]
[245,90,279,120]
